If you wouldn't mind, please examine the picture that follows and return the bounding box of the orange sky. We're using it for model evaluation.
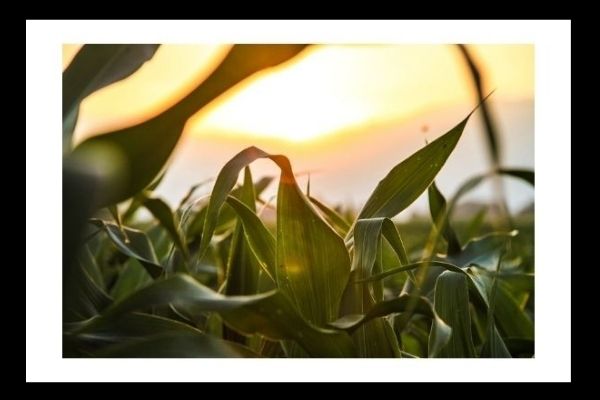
[63,44,534,215]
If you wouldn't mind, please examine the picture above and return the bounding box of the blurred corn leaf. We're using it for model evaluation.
[464,207,488,241]
[66,45,308,208]
[62,44,161,153]
[456,45,500,165]
[496,168,534,185]
[449,169,534,218]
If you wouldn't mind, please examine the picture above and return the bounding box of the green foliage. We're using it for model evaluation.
[63,45,534,358]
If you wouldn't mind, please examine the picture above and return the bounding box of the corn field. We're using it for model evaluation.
[62,44,534,358]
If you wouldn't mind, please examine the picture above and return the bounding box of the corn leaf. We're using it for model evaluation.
[90,220,163,278]
[143,197,188,259]
[199,147,351,331]
[309,196,351,236]
[275,156,352,329]
[359,260,465,284]
[354,114,473,226]
[447,231,517,270]
[225,196,276,283]
[96,331,258,358]
[63,44,161,153]
[64,260,112,322]
[339,218,408,356]
[331,294,451,358]
[224,167,263,302]
[66,45,308,207]
[84,274,355,357]
[428,181,461,255]
[72,312,259,357]
[431,271,476,358]
[109,260,153,302]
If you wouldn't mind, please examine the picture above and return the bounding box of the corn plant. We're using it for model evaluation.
[63,44,534,358]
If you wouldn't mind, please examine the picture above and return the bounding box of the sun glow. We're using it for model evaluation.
[64,44,533,145]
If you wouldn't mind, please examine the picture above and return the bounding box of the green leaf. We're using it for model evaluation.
[83,274,355,357]
[481,326,511,358]
[340,219,394,357]
[504,338,534,357]
[66,45,308,207]
[70,312,258,357]
[419,166,534,263]
[354,114,473,227]
[143,197,189,259]
[64,261,113,322]
[337,218,409,357]
[275,157,351,330]
[90,220,163,279]
[431,271,476,358]
[428,181,461,255]
[331,294,451,358]
[309,196,351,236]
[70,311,204,346]
[494,282,534,339]
[463,207,488,241]
[447,231,517,270]
[96,331,258,358]
[78,244,104,289]
[107,204,124,234]
[122,171,167,222]
[448,169,534,219]
[225,196,276,283]
[198,147,351,332]
[109,260,153,302]
[358,260,464,284]
[496,168,534,186]
[456,46,500,165]
[480,252,511,358]
[199,147,271,257]
[63,44,161,153]
[499,272,534,293]
[224,167,262,297]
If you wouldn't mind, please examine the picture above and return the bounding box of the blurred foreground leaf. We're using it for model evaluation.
[63,44,160,153]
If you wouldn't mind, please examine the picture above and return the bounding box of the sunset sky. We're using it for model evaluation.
[63,44,534,216]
